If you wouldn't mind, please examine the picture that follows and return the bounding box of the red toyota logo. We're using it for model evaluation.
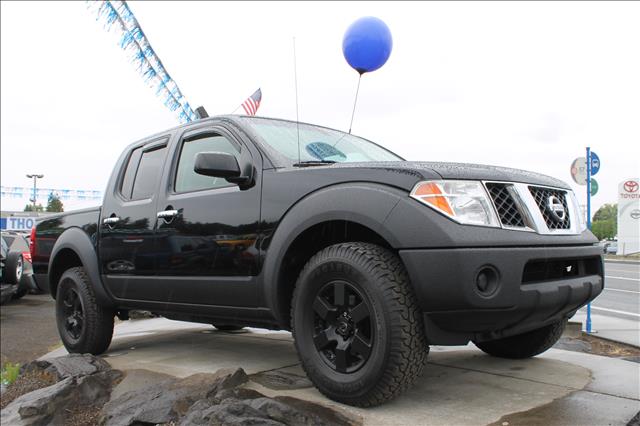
[624,180,639,193]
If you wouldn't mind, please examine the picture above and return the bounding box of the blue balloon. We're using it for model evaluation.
[342,17,393,74]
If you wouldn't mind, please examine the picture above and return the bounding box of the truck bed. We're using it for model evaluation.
[32,206,101,293]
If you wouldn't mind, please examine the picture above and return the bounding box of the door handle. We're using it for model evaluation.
[103,216,120,225]
[157,209,179,219]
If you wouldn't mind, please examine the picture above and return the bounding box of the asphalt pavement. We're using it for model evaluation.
[575,260,640,347]
[0,294,60,365]
[595,261,639,318]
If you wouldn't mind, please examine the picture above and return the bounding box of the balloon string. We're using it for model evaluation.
[293,37,301,164]
[348,74,362,134]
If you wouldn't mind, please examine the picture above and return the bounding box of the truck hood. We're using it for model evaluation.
[327,161,571,190]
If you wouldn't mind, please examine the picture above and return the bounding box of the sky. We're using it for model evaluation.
[1,1,639,214]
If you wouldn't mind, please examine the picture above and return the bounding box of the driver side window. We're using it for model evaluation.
[175,133,241,193]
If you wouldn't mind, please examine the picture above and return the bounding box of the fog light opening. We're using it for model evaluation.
[476,266,499,297]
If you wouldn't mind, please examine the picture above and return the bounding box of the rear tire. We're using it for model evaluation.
[55,267,114,355]
[4,252,23,284]
[475,320,566,359]
[292,242,428,407]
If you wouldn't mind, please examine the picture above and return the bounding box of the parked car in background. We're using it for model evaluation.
[605,240,618,254]
[1,230,39,304]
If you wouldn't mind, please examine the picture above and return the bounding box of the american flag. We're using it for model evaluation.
[241,88,262,116]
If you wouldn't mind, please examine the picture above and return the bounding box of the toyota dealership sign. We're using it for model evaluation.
[617,178,640,255]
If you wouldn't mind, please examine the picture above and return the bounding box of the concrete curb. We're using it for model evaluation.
[581,331,640,350]
[604,257,640,265]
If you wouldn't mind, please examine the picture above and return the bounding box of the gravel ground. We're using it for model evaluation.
[0,294,60,366]
[0,370,56,409]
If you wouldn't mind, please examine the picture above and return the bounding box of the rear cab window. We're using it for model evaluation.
[119,141,168,201]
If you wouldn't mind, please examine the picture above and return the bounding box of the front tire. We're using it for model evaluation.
[475,320,566,359]
[292,243,428,407]
[55,267,114,355]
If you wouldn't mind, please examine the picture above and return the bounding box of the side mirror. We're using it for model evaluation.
[194,152,253,188]
[194,152,241,178]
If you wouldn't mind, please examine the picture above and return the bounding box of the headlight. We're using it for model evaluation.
[568,190,587,232]
[410,180,500,227]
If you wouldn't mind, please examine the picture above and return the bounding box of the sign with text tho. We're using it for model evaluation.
[0,216,39,231]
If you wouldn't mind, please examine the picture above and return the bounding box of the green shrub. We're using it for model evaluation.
[1,362,21,385]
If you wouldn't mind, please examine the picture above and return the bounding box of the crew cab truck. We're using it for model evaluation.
[32,116,604,407]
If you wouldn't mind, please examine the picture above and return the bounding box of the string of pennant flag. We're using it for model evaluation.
[0,187,103,201]
[88,0,262,121]
[88,0,198,123]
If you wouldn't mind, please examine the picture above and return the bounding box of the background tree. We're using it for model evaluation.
[592,203,617,222]
[23,203,44,212]
[46,192,64,212]
[591,203,617,240]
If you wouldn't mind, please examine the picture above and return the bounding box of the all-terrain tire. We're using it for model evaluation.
[55,267,114,355]
[475,320,567,359]
[292,242,428,407]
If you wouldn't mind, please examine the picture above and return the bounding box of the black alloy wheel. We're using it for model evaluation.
[312,280,374,374]
[61,287,84,341]
[55,267,114,355]
[292,242,429,407]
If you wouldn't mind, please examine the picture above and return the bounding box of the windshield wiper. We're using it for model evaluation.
[293,160,337,167]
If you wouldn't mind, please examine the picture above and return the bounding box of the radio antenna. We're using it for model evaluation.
[293,37,301,164]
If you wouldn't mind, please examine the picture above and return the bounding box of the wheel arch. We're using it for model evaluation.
[261,183,409,328]
[48,227,114,307]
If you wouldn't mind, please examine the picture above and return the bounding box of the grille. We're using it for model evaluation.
[529,187,571,230]
[486,183,526,227]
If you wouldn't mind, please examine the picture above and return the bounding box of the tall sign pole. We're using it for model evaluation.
[585,147,592,333]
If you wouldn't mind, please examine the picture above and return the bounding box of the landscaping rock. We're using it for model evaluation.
[180,394,357,426]
[109,368,175,400]
[100,368,249,425]
[274,396,360,426]
[1,377,75,425]
[21,354,112,381]
[180,398,285,426]
[0,370,121,426]
[250,369,313,390]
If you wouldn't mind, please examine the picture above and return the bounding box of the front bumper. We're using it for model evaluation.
[400,244,603,345]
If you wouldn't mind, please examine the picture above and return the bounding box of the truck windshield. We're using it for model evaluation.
[241,117,403,165]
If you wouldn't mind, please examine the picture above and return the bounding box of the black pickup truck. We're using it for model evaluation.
[32,115,603,406]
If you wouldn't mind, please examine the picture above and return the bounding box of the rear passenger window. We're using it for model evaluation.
[175,134,241,193]
[120,147,142,199]
[131,146,167,200]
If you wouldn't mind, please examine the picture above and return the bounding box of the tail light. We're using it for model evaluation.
[29,226,36,260]
[22,251,32,263]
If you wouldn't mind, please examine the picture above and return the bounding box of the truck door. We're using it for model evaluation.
[153,125,262,306]
[99,137,168,300]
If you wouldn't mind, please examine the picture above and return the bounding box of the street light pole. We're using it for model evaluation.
[26,174,44,211]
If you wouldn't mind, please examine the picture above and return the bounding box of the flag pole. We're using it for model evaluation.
[586,146,592,334]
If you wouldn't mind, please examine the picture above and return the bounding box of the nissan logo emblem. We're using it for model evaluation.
[547,195,566,221]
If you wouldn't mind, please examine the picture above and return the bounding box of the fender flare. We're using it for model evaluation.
[48,227,115,307]
[261,182,408,326]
